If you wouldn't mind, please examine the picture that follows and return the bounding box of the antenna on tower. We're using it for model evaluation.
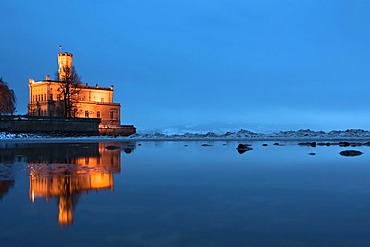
[59,45,63,52]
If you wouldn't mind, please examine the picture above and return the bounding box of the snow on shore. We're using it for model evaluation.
[129,129,370,140]
[0,132,41,139]
[1,129,370,141]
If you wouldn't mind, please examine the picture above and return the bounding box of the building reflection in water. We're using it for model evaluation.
[0,142,134,226]
[0,180,14,201]
[0,146,16,201]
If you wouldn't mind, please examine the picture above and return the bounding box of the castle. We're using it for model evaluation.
[27,51,135,135]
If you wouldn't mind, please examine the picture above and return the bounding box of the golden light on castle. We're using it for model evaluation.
[28,51,120,126]
[26,50,136,136]
[57,52,73,81]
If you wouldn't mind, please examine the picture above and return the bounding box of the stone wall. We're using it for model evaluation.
[99,125,136,136]
[0,116,100,135]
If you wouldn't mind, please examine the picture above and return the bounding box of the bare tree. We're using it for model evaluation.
[57,66,82,117]
[0,78,16,115]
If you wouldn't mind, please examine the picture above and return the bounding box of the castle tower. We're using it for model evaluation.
[57,52,73,81]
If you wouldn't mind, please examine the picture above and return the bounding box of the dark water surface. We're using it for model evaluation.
[1,141,370,246]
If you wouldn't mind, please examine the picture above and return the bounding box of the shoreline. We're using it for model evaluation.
[2,129,370,143]
[1,136,370,143]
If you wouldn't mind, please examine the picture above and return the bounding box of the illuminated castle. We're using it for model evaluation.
[27,51,136,135]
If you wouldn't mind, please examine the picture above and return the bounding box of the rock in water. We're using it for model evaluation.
[339,142,350,147]
[237,144,251,149]
[237,144,253,154]
[339,150,363,157]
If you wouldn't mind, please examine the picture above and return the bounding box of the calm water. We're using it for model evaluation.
[1,141,370,246]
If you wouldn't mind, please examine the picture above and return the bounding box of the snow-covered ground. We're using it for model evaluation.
[2,129,370,141]
[0,132,41,139]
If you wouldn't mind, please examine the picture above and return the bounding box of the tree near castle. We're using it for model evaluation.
[57,66,82,118]
[0,78,16,115]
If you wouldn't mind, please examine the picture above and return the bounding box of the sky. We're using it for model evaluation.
[1,0,370,133]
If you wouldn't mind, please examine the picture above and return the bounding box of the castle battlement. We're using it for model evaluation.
[57,52,73,57]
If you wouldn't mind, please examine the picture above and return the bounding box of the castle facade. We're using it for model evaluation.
[27,51,135,135]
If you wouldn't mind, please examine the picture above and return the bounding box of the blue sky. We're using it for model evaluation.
[1,0,370,133]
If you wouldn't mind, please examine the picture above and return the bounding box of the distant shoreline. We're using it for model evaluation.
[2,129,370,143]
[1,136,370,144]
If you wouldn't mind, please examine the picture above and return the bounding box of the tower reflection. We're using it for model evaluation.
[0,148,16,201]
[22,142,134,226]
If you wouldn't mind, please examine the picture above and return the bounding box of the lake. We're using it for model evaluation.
[1,140,370,247]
